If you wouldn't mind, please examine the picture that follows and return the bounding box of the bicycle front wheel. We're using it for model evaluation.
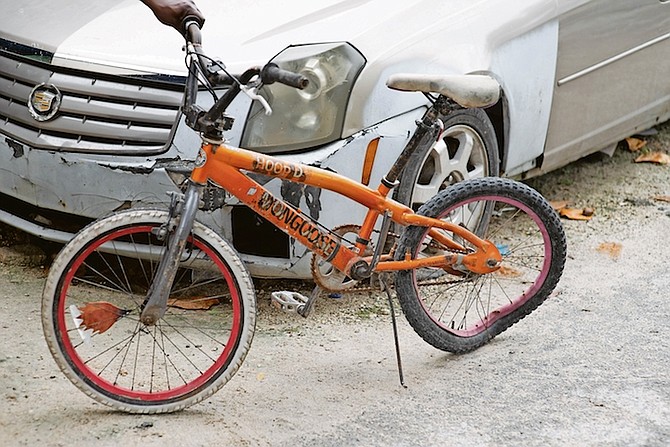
[42,209,256,413]
[395,177,566,353]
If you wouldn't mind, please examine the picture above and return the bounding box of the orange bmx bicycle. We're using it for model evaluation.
[41,23,566,413]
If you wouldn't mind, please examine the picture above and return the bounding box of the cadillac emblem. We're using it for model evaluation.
[27,83,62,122]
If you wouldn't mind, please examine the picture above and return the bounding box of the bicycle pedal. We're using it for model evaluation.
[271,291,308,314]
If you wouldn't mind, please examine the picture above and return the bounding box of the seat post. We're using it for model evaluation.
[381,98,450,188]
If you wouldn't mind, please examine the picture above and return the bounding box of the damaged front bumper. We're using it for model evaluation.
[0,109,422,278]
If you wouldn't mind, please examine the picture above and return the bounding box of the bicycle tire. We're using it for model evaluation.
[394,177,566,353]
[42,209,256,413]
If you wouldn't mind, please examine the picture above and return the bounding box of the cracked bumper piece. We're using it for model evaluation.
[0,108,420,278]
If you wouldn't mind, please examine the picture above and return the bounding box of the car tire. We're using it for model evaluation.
[395,108,500,211]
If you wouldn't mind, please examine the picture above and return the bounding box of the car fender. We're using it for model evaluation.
[342,0,561,176]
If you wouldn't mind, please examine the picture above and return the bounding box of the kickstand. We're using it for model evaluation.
[380,276,407,388]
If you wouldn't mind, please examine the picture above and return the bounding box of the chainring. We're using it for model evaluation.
[310,224,374,292]
[311,224,468,292]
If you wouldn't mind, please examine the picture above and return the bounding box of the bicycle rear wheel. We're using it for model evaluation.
[42,209,256,413]
[395,177,566,353]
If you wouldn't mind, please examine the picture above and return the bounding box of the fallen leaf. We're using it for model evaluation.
[652,195,670,203]
[78,301,127,334]
[596,242,622,260]
[635,152,670,165]
[559,207,594,221]
[625,137,647,152]
[549,200,569,211]
[495,265,522,278]
[168,297,220,310]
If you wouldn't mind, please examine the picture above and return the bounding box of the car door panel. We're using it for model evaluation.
[542,0,670,172]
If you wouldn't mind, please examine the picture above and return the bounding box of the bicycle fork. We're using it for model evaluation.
[140,181,202,326]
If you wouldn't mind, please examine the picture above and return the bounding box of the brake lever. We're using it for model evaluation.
[241,85,273,116]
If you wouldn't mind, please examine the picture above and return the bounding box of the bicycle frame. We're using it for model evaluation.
[139,44,502,325]
[189,141,502,278]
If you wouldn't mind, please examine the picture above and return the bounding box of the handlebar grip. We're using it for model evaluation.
[261,63,309,90]
[183,18,202,44]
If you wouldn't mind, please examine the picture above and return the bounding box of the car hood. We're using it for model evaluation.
[2,0,561,136]
[2,0,558,76]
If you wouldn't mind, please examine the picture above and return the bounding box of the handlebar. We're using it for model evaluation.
[184,21,308,90]
[181,21,309,138]
[261,63,309,89]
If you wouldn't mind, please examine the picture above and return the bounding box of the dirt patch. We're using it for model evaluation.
[0,222,59,268]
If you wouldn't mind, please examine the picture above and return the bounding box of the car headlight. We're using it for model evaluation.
[241,42,366,153]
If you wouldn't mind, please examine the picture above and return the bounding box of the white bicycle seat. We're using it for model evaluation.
[386,73,500,108]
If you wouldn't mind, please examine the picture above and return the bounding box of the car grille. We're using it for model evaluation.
[0,49,184,155]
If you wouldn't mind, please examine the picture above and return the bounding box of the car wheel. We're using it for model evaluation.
[395,108,500,211]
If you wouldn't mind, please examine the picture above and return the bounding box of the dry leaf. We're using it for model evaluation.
[635,152,670,165]
[559,207,594,221]
[625,137,647,152]
[549,200,569,211]
[78,301,127,334]
[597,242,622,260]
[652,195,670,203]
[495,265,522,278]
[168,297,220,310]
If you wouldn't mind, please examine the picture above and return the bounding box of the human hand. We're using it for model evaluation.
[140,0,205,35]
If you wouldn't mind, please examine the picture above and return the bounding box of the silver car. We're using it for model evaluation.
[1,0,669,278]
